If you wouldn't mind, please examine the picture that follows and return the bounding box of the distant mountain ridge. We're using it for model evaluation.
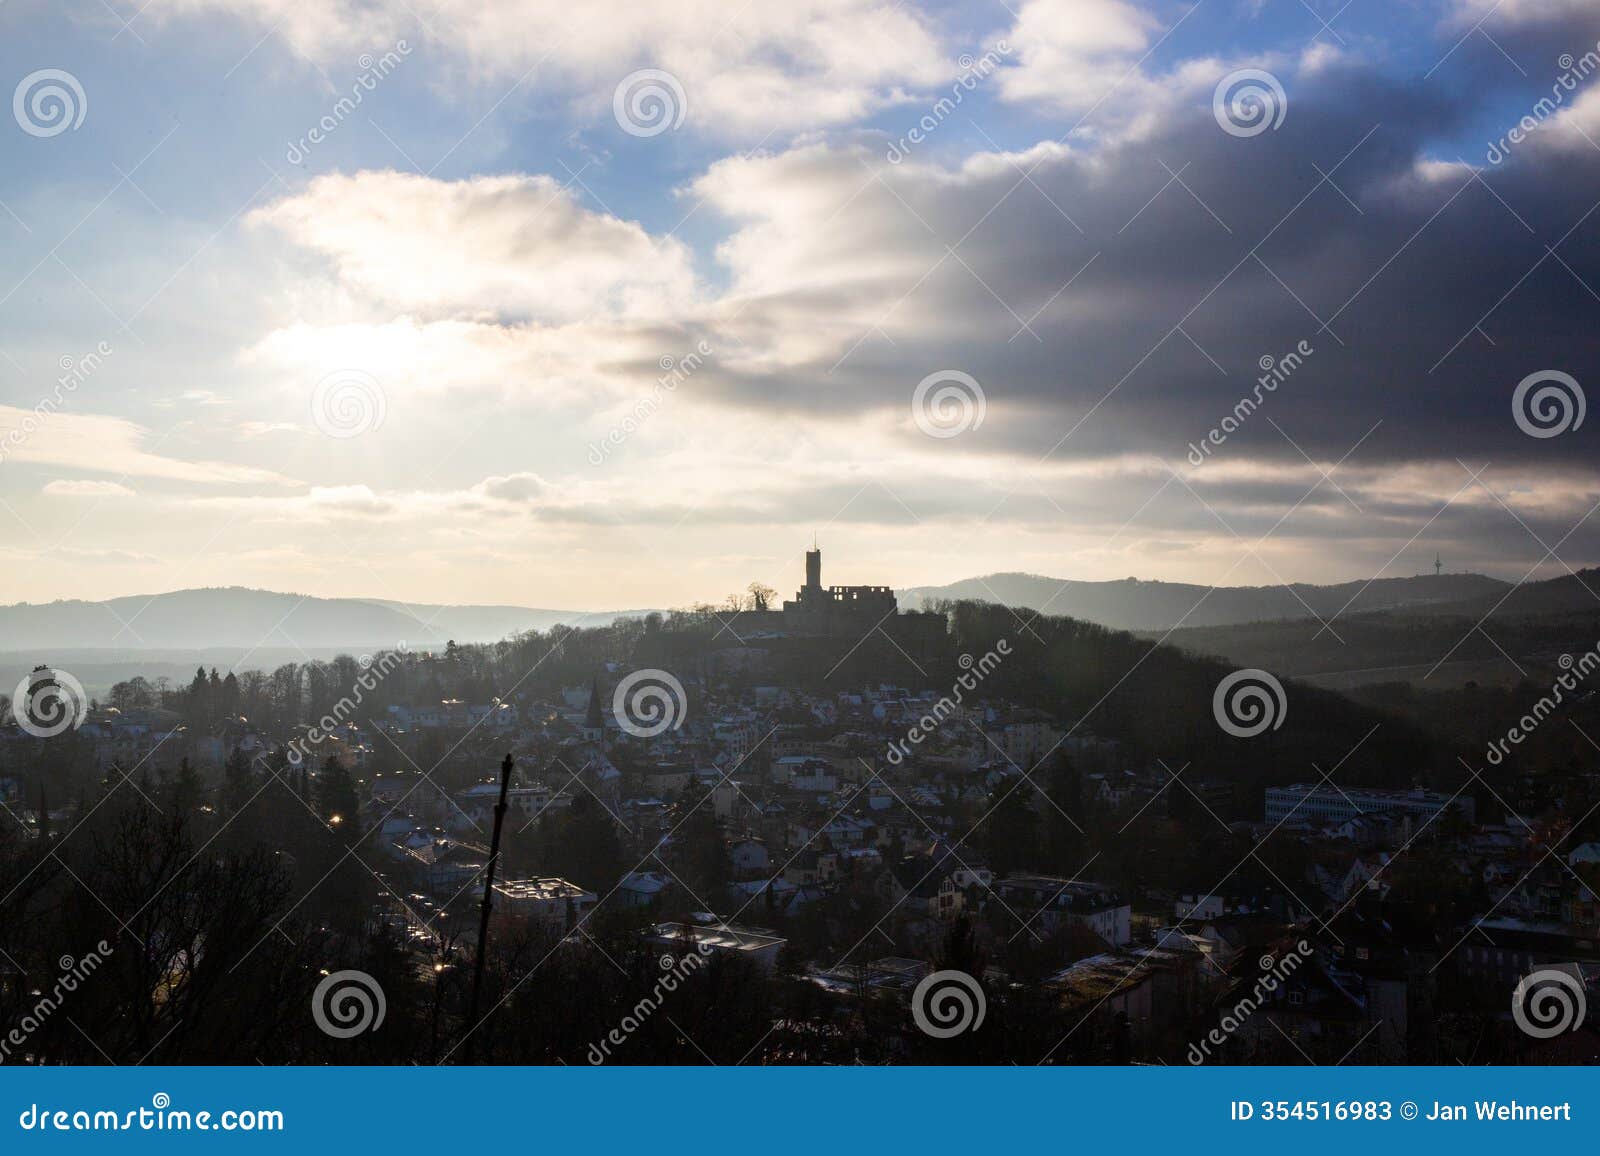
[896,571,1509,630]
[0,587,655,651]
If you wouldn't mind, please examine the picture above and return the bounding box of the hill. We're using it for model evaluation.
[898,571,1506,630]
[1149,568,1600,688]
[0,587,651,651]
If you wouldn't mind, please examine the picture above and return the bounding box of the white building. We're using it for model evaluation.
[494,878,597,927]
[1264,784,1474,826]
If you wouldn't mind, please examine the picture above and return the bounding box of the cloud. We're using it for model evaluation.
[169,447,1600,594]
[993,0,1163,117]
[242,42,1600,500]
[1447,0,1599,29]
[136,0,953,137]
[475,472,548,502]
[0,545,162,566]
[42,479,137,498]
[244,316,700,408]
[0,406,296,486]
[249,171,698,324]
[668,49,1600,488]
[239,172,731,417]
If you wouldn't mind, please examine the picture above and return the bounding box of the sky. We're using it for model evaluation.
[1,0,1598,611]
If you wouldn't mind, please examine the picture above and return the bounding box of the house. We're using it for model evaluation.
[732,877,823,914]
[618,871,673,908]
[998,875,1132,945]
[788,813,875,849]
[927,839,993,894]
[494,877,598,928]
[642,762,695,796]
[470,701,519,730]
[986,713,1064,769]
[789,761,838,793]
[375,814,416,853]
[452,782,565,832]
[881,854,962,920]
[728,837,771,879]
[783,849,839,887]
[646,920,787,974]
[402,836,489,895]
[1175,893,1234,920]
[770,755,813,785]
[713,716,762,766]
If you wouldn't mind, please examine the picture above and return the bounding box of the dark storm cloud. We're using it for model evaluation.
[685,30,1600,480]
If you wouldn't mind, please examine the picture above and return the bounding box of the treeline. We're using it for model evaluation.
[1155,608,1600,680]
[943,600,1436,790]
[97,614,739,735]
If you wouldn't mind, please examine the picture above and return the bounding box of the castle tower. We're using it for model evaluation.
[805,542,822,591]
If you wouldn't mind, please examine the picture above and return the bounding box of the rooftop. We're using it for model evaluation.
[650,921,785,953]
[495,878,593,902]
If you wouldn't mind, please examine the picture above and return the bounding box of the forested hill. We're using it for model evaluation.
[940,602,1434,792]
[1147,568,1600,686]
[898,571,1505,630]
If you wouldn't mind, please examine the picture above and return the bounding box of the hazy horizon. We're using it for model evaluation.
[0,556,1522,614]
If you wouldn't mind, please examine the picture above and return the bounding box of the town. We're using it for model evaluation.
[3,547,1598,1065]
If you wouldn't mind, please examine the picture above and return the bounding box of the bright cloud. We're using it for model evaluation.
[249,171,699,323]
[133,0,953,136]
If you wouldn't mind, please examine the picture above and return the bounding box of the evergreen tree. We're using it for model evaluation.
[222,747,257,818]
[315,755,362,840]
